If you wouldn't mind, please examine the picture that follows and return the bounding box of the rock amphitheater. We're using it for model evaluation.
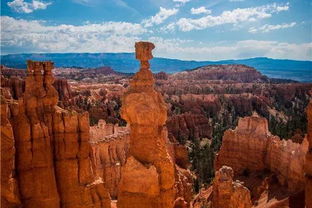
[1,42,311,208]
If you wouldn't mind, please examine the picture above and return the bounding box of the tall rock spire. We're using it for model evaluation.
[7,60,111,208]
[117,42,176,208]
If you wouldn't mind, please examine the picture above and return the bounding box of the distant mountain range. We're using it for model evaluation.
[1,53,311,82]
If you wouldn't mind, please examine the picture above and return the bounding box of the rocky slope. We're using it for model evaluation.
[172,64,269,83]
[1,61,111,208]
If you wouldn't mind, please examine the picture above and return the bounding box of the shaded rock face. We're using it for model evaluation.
[215,114,308,193]
[53,78,72,106]
[1,99,21,207]
[1,76,25,99]
[1,60,111,208]
[117,42,176,208]
[212,166,252,208]
[167,113,212,142]
[306,101,312,208]
[90,120,130,199]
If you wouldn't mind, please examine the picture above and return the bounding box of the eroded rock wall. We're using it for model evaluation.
[90,121,130,199]
[212,166,252,208]
[1,60,111,208]
[215,114,308,193]
[1,98,20,207]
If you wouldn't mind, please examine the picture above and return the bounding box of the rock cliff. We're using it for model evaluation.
[167,113,212,142]
[171,64,268,83]
[90,120,130,199]
[1,60,111,208]
[215,114,308,193]
[1,96,20,207]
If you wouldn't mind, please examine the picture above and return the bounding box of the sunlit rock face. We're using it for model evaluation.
[212,166,252,208]
[1,60,111,208]
[191,166,252,208]
[215,114,308,193]
[117,42,176,208]
[90,121,193,206]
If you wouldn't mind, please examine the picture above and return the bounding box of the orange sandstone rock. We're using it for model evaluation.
[212,166,252,208]
[117,42,176,208]
[90,121,130,199]
[1,98,21,208]
[90,119,193,206]
[2,60,111,208]
[215,114,308,193]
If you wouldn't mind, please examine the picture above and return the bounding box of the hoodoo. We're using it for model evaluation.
[117,42,176,208]
[1,60,111,208]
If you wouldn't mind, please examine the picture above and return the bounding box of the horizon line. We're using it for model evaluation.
[1,52,312,62]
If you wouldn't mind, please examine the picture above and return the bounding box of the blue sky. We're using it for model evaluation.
[1,0,311,60]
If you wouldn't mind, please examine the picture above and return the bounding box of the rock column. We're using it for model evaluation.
[8,60,111,208]
[117,42,176,208]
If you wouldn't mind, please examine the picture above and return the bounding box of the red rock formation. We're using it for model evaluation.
[90,119,193,206]
[1,98,20,207]
[171,65,268,83]
[215,114,308,193]
[1,60,111,208]
[191,187,213,208]
[306,101,312,208]
[154,71,168,80]
[167,113,212,141]
[117,42,176,208]
[212,166,252,208]
[1,66,72,105]
[1,76,25,99]
[90,120,130,199]
[53,78,72,106]
[192,166,252,208]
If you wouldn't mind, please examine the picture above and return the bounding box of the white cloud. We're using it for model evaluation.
[1,16,146,53]
[2,16,310,61]
[249,22,296,33]
[7,0,51,13]
[142,7,178,27]
[144,37,312,61]
[191,7,212,15]
[173,3,289,31]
